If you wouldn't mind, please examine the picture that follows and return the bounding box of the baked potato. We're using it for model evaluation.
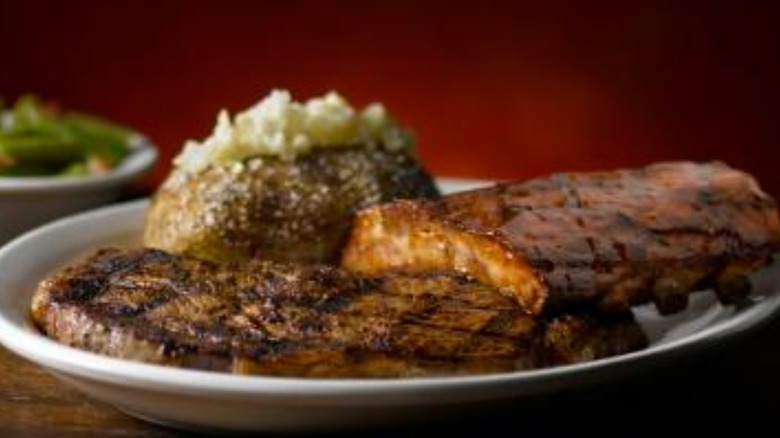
[144,147,439,263]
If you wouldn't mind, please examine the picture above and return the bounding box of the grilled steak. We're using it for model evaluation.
[342,161,780,315]
[144,147,439,264]
[31,248,646,377]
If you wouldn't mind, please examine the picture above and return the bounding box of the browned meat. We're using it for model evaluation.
[31,248,646,377]
[342,161,780,315]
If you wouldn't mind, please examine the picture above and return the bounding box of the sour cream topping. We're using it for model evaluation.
[174,89,411,172]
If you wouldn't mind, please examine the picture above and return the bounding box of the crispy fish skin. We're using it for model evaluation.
[144,147,439,264]
[342,161,780,315]
[31,248,646,378]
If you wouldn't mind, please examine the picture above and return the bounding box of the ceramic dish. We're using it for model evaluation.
[0,135,157,244]
[0,179,778,433]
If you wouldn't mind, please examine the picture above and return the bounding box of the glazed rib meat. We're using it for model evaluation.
[342,161,780,315]
[31,248,646,377]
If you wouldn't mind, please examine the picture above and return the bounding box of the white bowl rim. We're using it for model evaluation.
[0,135,158,193]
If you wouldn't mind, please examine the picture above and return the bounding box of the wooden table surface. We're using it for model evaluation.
[2,314,779,437]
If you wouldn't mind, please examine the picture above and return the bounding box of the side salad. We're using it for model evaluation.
[0,95,132,177]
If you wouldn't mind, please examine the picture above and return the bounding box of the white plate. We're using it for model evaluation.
[0,179,779,433]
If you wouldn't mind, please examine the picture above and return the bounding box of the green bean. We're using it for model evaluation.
[64,112,132,142]
[62,113,130,164]
[0,132,83,165]
[12,94,50,130]
[9,96,84,150]
[59,161,89,176]
[10,120,74,144]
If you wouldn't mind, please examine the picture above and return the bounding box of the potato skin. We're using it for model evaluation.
[144,147,439,263]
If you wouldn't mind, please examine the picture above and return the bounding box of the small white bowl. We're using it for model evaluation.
[0,136,157,244]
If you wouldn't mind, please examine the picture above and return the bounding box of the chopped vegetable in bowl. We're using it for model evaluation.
[0,95,132,177]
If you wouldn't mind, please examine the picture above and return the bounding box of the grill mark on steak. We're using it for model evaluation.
[342,161,780,315]
[31,248,647,378]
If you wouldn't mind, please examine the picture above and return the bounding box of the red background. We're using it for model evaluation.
[2,1,778,195]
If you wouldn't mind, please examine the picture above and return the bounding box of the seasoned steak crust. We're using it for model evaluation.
[31,248,646,377]
[342,161,780,315]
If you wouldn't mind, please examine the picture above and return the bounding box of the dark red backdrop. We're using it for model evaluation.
[3,1,778,194]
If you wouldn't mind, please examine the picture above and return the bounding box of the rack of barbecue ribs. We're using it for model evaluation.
[31,248,646,377]
[343,161,780,315]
